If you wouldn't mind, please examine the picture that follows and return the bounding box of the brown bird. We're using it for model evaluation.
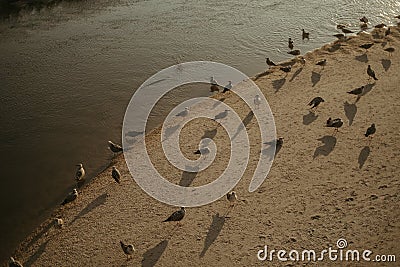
[265,57,276,67]
[360,16,368,23]
[288,49,301,56]
[302,29,310,40]
[163,207,186,225]
[288,38,294,50]
[365,123,376,138]
[374,23,386,28]
[120,241,135,260]
[359,43,374,51]
[308,97,325,109]
[367,65,378,81]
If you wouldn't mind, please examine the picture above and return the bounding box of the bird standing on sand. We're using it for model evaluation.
[385,27,391,37]
[280,66,291,74]
[308,97,325,110]
[210,77,219,92]
[302,29,310,40]
[194,146,210,156]
[176,107,189,117]
[337,24,346,29]
[254,95,262,109]
[163,207,186,226]
[61,189,78,205]
[227,191,238,208]
[120,241,135,260]
[108,141,123,153]
[365,123,376,138]
[214,109,229,121]
[265,57,276,67]
[297,56,306,66]
[367,65,378,81]
[384,47,395,56]
[9,257,23,267]
[347,86,364,96]
[222,81,232,93]
[316,59,327,69]
[326,118,343,134]
[111,166,121,184]
[288,38,294,50]
[54,218,64,228]
[359,43,373,52]
[75,163,85,183]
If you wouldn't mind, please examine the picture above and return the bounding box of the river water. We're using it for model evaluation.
[0,0,399,262]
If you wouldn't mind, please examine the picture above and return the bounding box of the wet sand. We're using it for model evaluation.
[6,26,400,266]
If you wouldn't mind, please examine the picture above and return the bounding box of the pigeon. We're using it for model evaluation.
[222,81,232,93]
[359,43,374,51]
[365,123,376,137]
[163,207,186,225]
[120,241,135,260]
[341,28,354,35]
[111,166,121,184]
[9,257,23,267]
[308,97,325,109]
[75,163,85,182]
[214,109,229,120]
[326,118,343,132]
[108,141,123,153]
[374,23,386,28]
[254,95,262,109]
[280,66,292,73]
[265,57,276,67]
[367,65,378,81]
[360,16,368,23]
[288,38,294,50]
[227,191,238,207]
[176,107,189,117]
[316,59,327,69]
[194,147,210,156]
[61,189,78,205]
[347,86,364,96]
[288,49,301,56]
[54,218,64,228]
[302,29,310,40]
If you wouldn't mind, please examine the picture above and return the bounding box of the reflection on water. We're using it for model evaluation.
[0,0,399,262]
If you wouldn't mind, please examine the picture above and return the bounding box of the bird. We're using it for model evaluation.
[210,76,218,85]
[333,33,345,40]
[120,241,135,260]
[176,107,189,117]
[288,38,294,50]
[254,95,262,109]
[347,86,364,96]
[297,56,306,66]
[385,27,391,37]
[9,257,23,267]
[108,140,123,153]
[227,191,238,208]
[210,77,219,92]
[75,163,85,183]
[336,24,346,29]
[214,109,229,121]
[54,218,64,228]
[288,49,300,56]
[61,189,78,205]
[308,97,325,109]
[280,66,291,73]
[265,57,276,67]
[111,166,121,184]
[359,43,373,52]
[316,59,327,69]
[367,65,378,81]
[194,146,210,156]
[302,29,310,40]
[374,23,386,29]
[163,207,186,225]
[326,118,343,133]
[222,81,232,93]
[360,16,368,23]
[365,123,376,138]
[384,47,395,56]
[395,15,400,19]
[341,28,354,35]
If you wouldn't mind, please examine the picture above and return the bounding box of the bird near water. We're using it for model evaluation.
[163,207,186,226]
[341,28,354,35]
[280,66,292,73]
[367,65,378,81]
[265,57,276,67]
[302,29,310,40]
[288,49,300,56]
[120,241,135,260]
[111,166,121,184]
[61,189,78,205]
[9,257,23,267]
[316,59,327,69]
[288,38,294,50]
[222,81,232,93]
[108,140,123,153]
[75,163,85,183]
[308,97,325,109]
[360,16,368,24]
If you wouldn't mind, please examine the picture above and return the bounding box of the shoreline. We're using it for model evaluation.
[6,25,400,266]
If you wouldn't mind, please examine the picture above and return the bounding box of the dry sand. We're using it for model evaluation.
[5,26,400,267]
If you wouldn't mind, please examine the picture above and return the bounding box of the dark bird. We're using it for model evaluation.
[75,163,85,182]
[341,28,354,35]
[108,140,123,153]
[288,49,300,56]
[266,57,276,67]
[163,207,186,225]
[280,66,292,73]
[360,16,368,23]
[359,43,374,51]
[367,65,378,81]
[385,27,391,37]
[365,123,376,137]
[288,38,294,50]
[326,117,343,133]
[9,257,23,267]
[111,166,121,184]
[222,81,232,93]
[333,33,345,40]
[120,241,135,260]
[374,23,386,28]
[347,86,364,96]
[337,24,346,29]
[384,47,395,56]
[316,59,327,68]
[227,191,238,207]
[61,189,78,205]
[302,29,310,40]
[395,15,400,19]
[308,97,325,109]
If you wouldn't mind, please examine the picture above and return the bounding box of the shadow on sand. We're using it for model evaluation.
[199,213,225,258]
[303,111,318,125]
[313,136,337,158]
[358,146,371,169]
[142,240,169,267]
[311,71,321,87]
[71,193,108,224]
[273,78,286,92]
[344,101,357,126]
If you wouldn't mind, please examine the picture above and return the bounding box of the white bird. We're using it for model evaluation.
[176,107,189,117]
[108,140,123,153]
[75,163,85,182]
[9,257,23,267]
[54,218,64,228]
[222,81,232,93]
[210,76,218,85]
[254,95,262,109]
[61,189,78,205]
[120,241,135,260]
[111,166,121,184]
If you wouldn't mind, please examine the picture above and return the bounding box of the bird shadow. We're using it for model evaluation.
[344,101,357,126]
[358,146,371,169]
[142,240,169,267]
[313,136,337,158]
[273,78,286,92]
[381,59,391,71]
[328,43,341,52]
[24,240,49,267]
[289,67,303,82]
[202,128,218,140]
[303,111,318,125]
[232,111,254,140]
[25,220,53,249]
[212,98,226,109]
[162,124,181,141]
[355,53,368,63]
[199,213,225,258]
[125,131,144,138]
[311,71,321,87]
[179,166,199,187]
[71,193,108,224]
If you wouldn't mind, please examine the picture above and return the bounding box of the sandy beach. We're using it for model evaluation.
[5,25,400,266]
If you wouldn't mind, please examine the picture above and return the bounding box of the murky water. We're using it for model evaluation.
[0,0,399,262]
